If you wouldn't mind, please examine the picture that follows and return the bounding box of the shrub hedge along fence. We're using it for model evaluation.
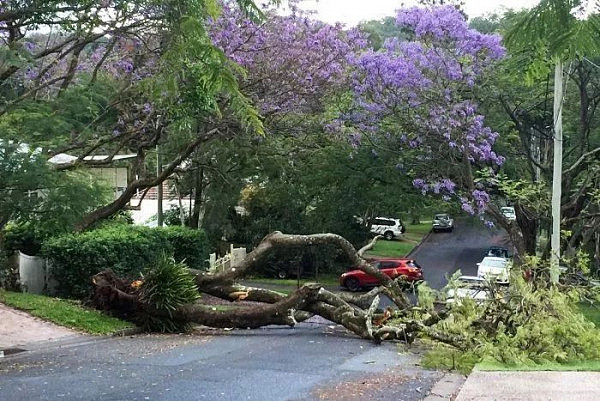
[43,225,209,299]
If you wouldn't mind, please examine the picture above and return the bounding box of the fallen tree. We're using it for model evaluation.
[90,231,600,372]
[91,231,451,343]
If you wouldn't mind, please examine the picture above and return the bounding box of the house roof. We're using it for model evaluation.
[48,153,137,165]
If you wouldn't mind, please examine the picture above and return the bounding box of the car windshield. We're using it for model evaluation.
[488,248,509,258]
[435,214,448,220]
[482,259,507,268]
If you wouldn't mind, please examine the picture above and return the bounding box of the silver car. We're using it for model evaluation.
[432,213,454,232]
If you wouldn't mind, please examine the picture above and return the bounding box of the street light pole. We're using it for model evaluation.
[550,60,564,283]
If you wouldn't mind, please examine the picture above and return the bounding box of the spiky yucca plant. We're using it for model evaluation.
[138,253,200,333]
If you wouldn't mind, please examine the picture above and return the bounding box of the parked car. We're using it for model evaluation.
[477,256,510,283]
[369,217,405,240]
[501,206,516,221]
[340,258,423,291]
[446,276,491,304]
[432,213,454,232]
[485,246,511,259]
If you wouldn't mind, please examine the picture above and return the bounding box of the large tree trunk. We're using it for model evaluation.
[189,166,204,229]
[91,232,449,344]
[515,203,538,255]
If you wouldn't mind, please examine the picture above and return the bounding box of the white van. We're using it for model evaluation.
[369,217,405,240]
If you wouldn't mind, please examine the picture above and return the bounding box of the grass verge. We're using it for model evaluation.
[246,276,339,287]
[365,222,431,258]
[476,360,600,372]
[0,291,134,335]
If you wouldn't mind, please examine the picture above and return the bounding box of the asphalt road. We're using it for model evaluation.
[0,219,500,401]
[410,218,511,290]
[0,321,442,401]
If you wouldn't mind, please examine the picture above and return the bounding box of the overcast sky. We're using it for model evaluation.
[298,0,541,25]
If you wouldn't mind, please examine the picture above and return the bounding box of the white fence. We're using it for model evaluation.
[209,244,246,272]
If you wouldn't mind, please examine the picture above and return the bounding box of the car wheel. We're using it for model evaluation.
[277,270,287,279]
[344,277,361,292]
[432,228,438,233]
[383,231,394,240]
[449,227,454,232]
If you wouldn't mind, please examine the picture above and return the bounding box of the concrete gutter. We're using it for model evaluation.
[424,373,466,400]
[406,228,433,258]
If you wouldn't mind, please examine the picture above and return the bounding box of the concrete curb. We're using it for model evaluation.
[1,335,111,360]
[423,372,466,401]
[406,229,433,258]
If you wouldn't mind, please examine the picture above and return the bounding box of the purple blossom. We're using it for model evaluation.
[209,4,362,115]
[343,6,505,216]
[461,201,474,215]
[24,41,35,53]
[412,178,426,189]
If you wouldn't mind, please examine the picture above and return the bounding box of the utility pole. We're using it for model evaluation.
[550,61,564,283]
[156,145,163,227]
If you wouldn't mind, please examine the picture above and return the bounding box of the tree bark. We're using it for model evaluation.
[189,166,204,229]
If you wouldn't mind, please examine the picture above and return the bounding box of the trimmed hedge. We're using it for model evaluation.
[43,225,209,299]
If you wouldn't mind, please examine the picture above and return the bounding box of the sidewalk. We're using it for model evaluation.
[454,370,600,401]
[0,303,83,352]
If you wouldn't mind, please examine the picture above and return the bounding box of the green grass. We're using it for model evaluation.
[365,222,431,258]
[405,222,433,237]
[0,291,134,335]
[247,276,339,287]
[365,241,414,258]
[476,360,600,372]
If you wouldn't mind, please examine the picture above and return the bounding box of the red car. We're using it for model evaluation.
[340,258,424,291]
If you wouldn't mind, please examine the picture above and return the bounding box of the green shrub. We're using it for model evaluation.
[162,226,209,271]
[3,222,45,256]
[43,225,209,299]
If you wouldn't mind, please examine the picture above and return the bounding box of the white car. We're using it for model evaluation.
[446,276,490,303]
[477,256,510,283]
[369,217,405,240]
[501,206,516,221]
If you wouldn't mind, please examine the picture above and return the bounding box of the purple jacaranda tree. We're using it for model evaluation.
[209,1,364,121]
[0,1,265,230]
[345,6,511,239]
